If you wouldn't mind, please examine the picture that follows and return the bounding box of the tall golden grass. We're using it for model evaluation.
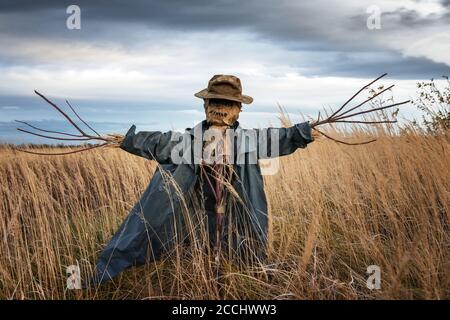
[0,123,449,299]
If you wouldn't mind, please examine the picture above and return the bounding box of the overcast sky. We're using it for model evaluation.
[1,0,449,143]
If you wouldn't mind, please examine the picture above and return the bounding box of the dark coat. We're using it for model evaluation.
[92,120,313,283]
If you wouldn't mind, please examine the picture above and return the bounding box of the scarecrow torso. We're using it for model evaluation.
[197,124,235,214]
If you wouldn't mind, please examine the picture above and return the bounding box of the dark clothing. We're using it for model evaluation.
[92,120,313,283]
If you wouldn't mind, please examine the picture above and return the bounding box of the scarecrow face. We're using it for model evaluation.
[204,98,242,127]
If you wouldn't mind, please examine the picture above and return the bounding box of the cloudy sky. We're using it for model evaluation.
[0,0,449,143]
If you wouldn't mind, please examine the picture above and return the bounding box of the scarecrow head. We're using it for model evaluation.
[195,75,253,127]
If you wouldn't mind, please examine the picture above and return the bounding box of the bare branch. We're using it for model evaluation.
[17,128,93,141]
[15,120,83,138]
[334,100,410,121]
[328,73,388,120]
[333,84,395,120]
[313,128,377,145]
[34,90,88,136]
[66,100,101,137]
[334,120,397,124]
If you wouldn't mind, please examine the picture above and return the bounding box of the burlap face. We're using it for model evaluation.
[204,99,242,127]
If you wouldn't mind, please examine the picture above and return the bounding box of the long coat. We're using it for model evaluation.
[92,120,313,284]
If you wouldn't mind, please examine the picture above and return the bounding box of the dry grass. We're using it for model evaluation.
[0,125,449,300]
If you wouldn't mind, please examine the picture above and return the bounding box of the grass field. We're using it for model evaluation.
[0,124,448,299]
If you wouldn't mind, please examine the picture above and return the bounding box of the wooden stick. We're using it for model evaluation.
[333,100,410,121]
[328,73,387,120]
[333,84,395,120]
[334,120,397,124]
[15,120,84,138]
[66,100,101,137]
[313,128,377,145]
[17,128,93,141]
[34,90,88,136]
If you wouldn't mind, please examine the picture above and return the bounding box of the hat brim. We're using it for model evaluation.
[194,89,253,104]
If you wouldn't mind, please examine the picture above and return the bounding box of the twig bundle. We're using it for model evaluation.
[14,91,122,155]
[311,73,410,145]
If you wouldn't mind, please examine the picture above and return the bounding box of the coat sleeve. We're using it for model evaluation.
[119,125,181,164]
[256,121,314,159]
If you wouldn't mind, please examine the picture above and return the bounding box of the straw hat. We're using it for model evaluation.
[194,74,253,104]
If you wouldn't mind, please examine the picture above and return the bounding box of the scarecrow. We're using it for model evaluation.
[96,74,309,283]
[16,74,409,285]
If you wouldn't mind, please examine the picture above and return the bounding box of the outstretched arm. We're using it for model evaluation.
[255,121,314,159]
[120,125,181,164]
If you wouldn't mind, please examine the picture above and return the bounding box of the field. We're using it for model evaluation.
[0,125,449,299]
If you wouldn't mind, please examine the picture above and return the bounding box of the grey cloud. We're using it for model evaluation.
[352,6,450,29]
[2,0,447,50]
[0,0,449,79]
[297,52,450,79]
